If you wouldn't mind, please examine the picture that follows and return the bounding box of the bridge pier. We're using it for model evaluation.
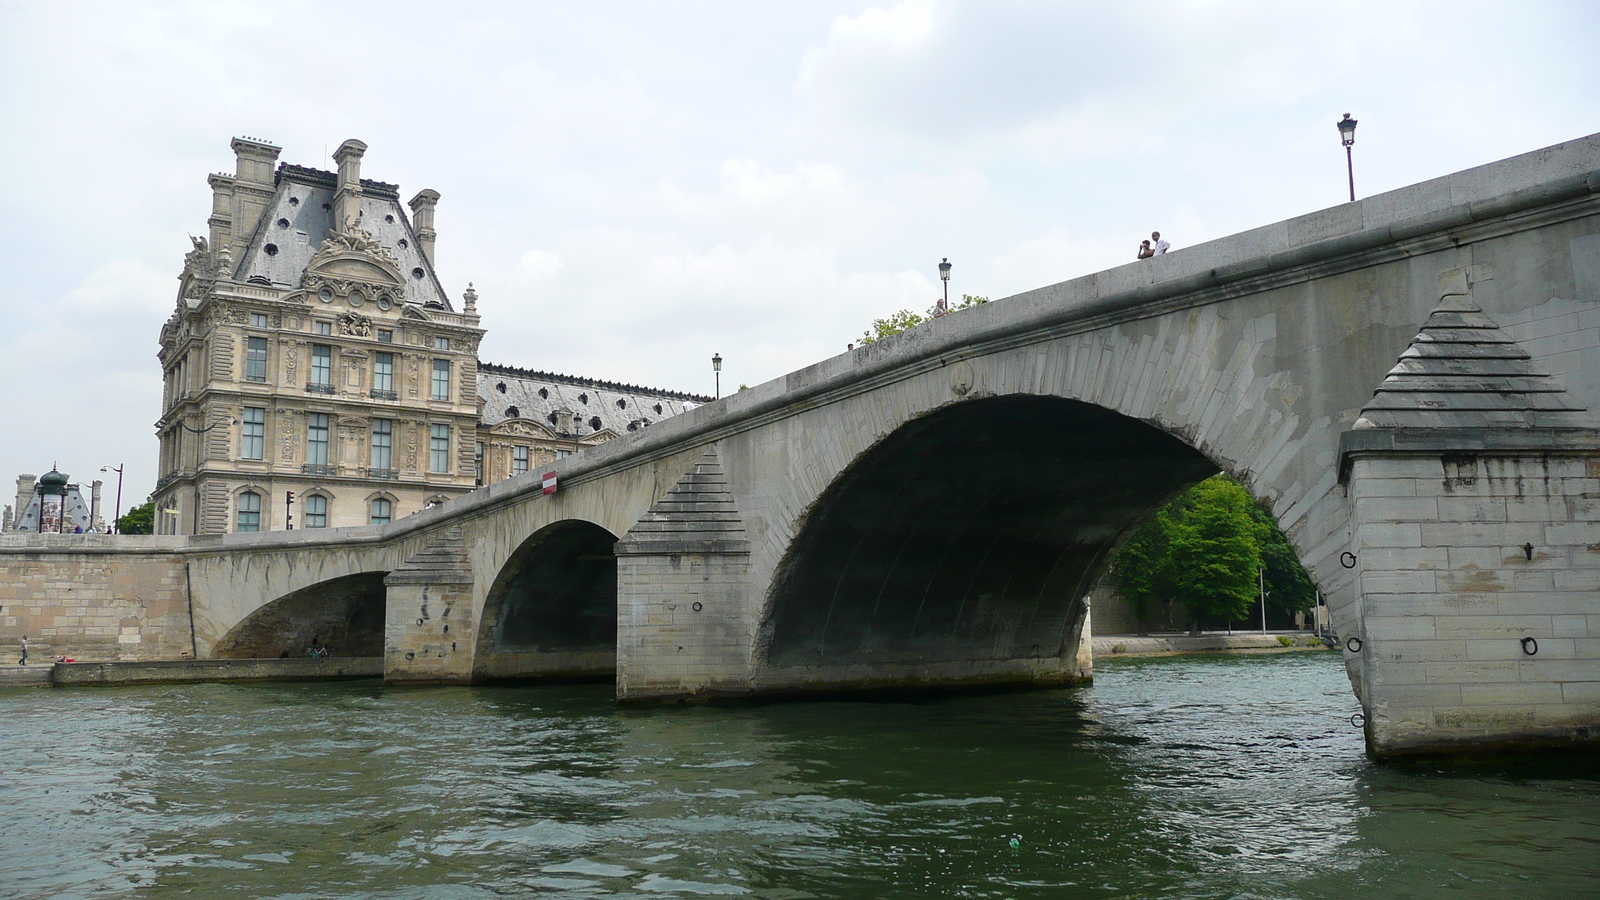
[383,526,476,684]
[614,449,756,700]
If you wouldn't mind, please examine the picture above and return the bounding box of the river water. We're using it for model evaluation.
[1,652,1595,899]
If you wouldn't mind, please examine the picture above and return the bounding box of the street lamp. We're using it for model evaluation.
[938,258,952,313]
[100,464,124,534]
[712,353,723,400]
[1337,113,1358,202]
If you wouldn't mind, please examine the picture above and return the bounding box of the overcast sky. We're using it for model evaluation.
[1,1,1596,511]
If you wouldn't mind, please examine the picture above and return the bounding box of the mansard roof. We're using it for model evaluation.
[477,361,711,437]
[230,164,451,309]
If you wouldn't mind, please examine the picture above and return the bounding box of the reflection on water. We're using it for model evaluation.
[0,653,1594,899]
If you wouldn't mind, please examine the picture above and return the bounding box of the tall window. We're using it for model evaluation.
[431,359,450,400]
[241,407,265,460]
[429,424,450,473]
[371,418,393,470]
[311,344,332,386]
[373,352,394,393]
[236,491,261,532]
[307,413,330,465]
[244,337,268,382]
[512,445,530,476]
[434,336,450,351]
[250,313,268,328]
[370,498,392,526]
[305,494,328,528]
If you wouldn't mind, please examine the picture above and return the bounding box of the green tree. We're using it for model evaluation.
[1110,475,1266,633]
[117,500,155,535]
[1170,476,1261,627]
[1248,499,1316,617]
[858,295,989,344]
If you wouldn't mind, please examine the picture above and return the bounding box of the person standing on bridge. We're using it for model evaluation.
[1137,239,1154,259]
[1151,231,1170,254]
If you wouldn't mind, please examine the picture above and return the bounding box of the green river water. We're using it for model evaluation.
[1,651,1595,899]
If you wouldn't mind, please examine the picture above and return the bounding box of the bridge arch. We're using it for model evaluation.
[757,395,1225,691]
[215,570,388,659]
[473,519,619,681]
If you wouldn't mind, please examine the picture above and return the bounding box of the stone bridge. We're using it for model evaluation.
[6,135,1600,758]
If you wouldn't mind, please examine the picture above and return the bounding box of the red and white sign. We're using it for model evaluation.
[542,471,558,495]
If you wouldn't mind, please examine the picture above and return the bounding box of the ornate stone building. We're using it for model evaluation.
[153,137,704,535]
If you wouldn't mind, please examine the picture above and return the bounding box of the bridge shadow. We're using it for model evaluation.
[759,395,1218,692]
[216,571,387,659]
[474,520,619,682]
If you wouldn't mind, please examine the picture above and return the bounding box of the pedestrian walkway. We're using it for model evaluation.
[1093,632,1331,658]
[0,664,55,687]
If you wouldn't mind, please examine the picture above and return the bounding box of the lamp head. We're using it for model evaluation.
[1337,113,1357,147]
[712,353,723,373]
[938,258,952,282]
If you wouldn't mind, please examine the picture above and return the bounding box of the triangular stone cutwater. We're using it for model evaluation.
[387,525,473,584]
[621,448,749,549]
[1353,293,1592,430]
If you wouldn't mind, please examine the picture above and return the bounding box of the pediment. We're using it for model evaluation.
[489,418,557,440]
[309,254,403,287]
[401,305,432,321]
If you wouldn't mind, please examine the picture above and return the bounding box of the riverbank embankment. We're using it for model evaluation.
[0,658,381,688]
[1094,632,1332,658]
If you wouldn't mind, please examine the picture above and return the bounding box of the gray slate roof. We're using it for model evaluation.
[478,362,712,437]
[232,165,451,309]
[1354,295,1592,430]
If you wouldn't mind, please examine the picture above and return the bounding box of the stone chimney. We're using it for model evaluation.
[90,479,103,531]
[14,474,35,522]
[555,408,574,434]
[333,138,369,233]
[408,189,440,265]
[209,136,281,264]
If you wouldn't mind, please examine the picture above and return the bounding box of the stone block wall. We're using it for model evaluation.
[616,549,754,699]
[1350,452,1600,754]
[0,547,192,661]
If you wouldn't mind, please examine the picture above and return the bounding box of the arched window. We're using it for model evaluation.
[305,494,328,528]
[370,497,392,526]
[237,491,261,532]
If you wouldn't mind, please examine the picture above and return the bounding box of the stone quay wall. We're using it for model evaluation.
[0,535,194,662]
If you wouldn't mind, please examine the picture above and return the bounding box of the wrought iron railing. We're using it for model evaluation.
[369,389,398,401]
[302,464,337,476]
[365,468,399,480]
[305,382,336,394]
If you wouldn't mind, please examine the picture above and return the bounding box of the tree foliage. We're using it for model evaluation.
[859,294,989,344]
[1110,474,1314,631]
[117,500,155,535]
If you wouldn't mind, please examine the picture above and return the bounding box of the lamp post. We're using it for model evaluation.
[938,257,952,313]
[100,464,124,534]
[712,353,723,400]
[1337,113,1358,202]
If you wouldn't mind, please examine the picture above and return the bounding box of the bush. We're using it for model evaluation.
[1111,643,1127,654]
[1277,635,1294,646]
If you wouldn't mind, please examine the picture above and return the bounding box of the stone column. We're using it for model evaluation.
[384,526,477,684]
[614,448,754,700]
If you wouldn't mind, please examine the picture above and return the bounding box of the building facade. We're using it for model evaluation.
[153,137,704,535]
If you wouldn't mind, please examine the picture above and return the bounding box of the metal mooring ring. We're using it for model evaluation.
[692,601,703,612]
[1351,712,1366,728]
[1521,636,1539,656]
[1340,551,1357,569]
[1345,636,1363,653]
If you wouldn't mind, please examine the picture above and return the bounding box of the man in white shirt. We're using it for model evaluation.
[1151,231,1170,254]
